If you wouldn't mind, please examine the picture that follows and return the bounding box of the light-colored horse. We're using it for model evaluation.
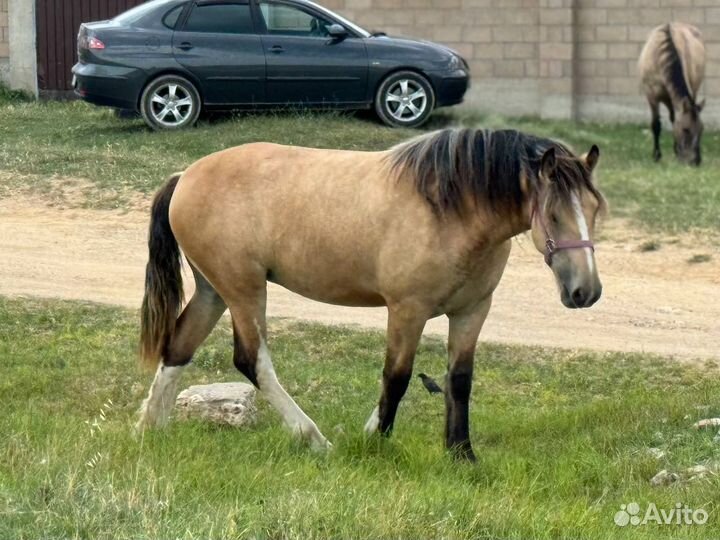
[136,128,605,461]
[639,22,706,165]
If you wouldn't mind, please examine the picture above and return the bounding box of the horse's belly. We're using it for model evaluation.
[269,273,386,308]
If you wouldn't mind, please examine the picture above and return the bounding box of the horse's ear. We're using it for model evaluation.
[541,147,557,180]
[697,99,705,112]
[584,144,600,172]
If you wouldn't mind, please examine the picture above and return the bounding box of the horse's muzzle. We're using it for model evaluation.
[561,283,602,309]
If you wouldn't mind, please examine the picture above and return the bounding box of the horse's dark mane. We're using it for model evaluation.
[387,128,603,216]
[660,24,693,103]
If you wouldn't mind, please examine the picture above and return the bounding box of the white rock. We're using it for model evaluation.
[646,447,665,460]
[650,469,679,486]
[692,418,720,429]
[175,382,257,428]
[686,464,717,482]
[686,464,711,475]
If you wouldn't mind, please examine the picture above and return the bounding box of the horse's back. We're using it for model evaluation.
[171,142,381,218]
[639,22,705,97]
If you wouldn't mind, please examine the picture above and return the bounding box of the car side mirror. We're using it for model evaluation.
[327,24,348,40]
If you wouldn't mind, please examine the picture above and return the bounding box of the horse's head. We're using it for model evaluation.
[530,145,605,309]
[673,97,704,166]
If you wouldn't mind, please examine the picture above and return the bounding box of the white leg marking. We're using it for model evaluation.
[136,364,185,432]
[256,338,331,451]
[571,193,595,272]
[364,406,380,435]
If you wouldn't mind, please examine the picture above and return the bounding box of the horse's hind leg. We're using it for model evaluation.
[229,292,331,451]
[137,267,227,431]
[649,99,662,162]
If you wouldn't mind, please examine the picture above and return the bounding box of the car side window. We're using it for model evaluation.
[163,5,185,29]
[258,2,333,37]
[183,3,254,34]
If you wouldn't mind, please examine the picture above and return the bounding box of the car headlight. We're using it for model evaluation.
[448,54,469,73]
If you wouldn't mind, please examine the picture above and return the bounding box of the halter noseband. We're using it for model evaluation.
[531,198,595,267]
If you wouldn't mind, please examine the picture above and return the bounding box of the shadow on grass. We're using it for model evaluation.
[109,105,470,133]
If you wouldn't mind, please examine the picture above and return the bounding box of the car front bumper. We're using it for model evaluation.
[428,69,470,107]
[72,62,145,110]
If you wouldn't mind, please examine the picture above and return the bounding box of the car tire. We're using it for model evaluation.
[375,71,435,129]
[140,75,201,130]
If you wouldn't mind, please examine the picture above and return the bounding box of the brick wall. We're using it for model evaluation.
[0,0,8,84]
[323,0,719,125]
[575,0,720,123]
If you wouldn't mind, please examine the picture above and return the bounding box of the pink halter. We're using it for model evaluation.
[531,198,595,267]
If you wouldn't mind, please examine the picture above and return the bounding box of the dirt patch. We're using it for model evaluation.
[0,197,718,361]
[0,171,151,212]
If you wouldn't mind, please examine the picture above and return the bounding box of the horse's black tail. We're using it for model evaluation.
[139,173,184,370]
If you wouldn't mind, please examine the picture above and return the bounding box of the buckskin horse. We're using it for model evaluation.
[639,22,706,165]
[136,128,606,461]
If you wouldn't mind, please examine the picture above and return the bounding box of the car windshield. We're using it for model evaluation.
[302,0,370,38]
[114,0,177,25]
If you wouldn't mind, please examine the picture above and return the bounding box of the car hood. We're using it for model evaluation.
[368,35,462,59]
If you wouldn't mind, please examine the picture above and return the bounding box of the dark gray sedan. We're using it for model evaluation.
[72,0,470,130]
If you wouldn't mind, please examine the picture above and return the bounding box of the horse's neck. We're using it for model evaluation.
[464,202,530,246]
[668,91,689,111]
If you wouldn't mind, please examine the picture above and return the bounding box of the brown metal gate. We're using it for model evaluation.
[36,0,147,97]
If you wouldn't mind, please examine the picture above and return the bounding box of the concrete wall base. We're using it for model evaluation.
[0,58,9,85]
[7,0,37,96]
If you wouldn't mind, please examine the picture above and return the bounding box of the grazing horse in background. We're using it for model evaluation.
[639,22,706,165]
[136,129,606,461]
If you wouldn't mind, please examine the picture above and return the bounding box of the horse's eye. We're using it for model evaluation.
[551,213,559,224]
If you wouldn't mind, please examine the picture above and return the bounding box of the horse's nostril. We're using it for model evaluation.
[571,288,585,307]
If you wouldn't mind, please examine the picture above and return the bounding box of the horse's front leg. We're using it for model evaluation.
[445,297,493,461]
[365,303,428,436]
[649,100,662,162]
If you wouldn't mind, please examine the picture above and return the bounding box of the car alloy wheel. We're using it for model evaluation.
[140,75,201,130]
[385,79,428,122]
[375,71,435,128]
[149,83,194,127]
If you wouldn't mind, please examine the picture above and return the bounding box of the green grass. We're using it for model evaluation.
[0,93,719,234]
[2,296,720,539]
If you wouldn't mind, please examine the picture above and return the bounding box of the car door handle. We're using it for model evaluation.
[178,42,193,51]
[269,45,284,53]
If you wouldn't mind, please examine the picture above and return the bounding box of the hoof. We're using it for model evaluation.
[133,416,153,439]
[292,422,332,453]
[310,436,333,453]
[133,411,164,436]
[448,441,477,462]
[653,151,662,162]
[363,406,380,436]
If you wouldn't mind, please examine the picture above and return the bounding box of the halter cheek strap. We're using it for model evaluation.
[532,199,595,267]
